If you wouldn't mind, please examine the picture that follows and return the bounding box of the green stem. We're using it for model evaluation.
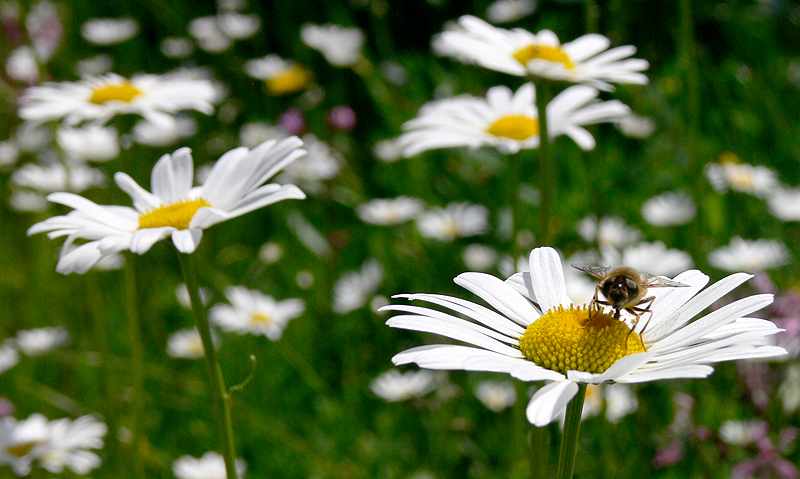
[123,258,145,479]
[177,252,238,479]
[556,383,587,479]
[535,81,556,246]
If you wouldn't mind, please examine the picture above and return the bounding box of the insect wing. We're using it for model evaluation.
[640,272,689,288]
[570,263,611,279]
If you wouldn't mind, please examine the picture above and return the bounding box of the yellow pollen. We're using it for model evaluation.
[519,304,646,375]
[88,81,143,104]
[7,442,37,458]
[266,66,311,95]
[513,43,575,70]
[250,312,273,324]
[138,198,211,230]
[485,115,539,141]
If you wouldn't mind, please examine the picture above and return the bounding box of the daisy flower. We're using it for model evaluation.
[704,154,778,198]
[370,369,439,402]
[332,259,384,314]
[80,18,139,45]
[600,241,694,277]
[15,326,70,356]
[433,15,648,90]
[416,202,489,241]
[56,124,120,162]
[398,82,631,156]
[11,162,106,193]
[167,328,216,359]
[708,237,790,272]
[210,286,305,340]
[173,451,246,479]
[576,215,641,248]
[767,187,800,222]
[356,196,425,225]
[383,246,785,426]
[300,23,365,67]
[641,191,696,227]
[0,413,51,475]
[475,380,517,412]
[244,54,311,95]
[486,0,537,24]
[0,341,19,375]
[39,415,107,474]
[27,137,306,275]
[18,72,217,128]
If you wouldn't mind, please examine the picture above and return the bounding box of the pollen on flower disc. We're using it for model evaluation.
[138,198,211,230]
[89,81,143,104]
[485,115,539,141]
[519,305,646,375]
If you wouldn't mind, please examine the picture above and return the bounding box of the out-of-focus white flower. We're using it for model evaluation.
[603,383,638,422]
[333,259,384,314]
[175,283,212,309]
[173,451,246,479]
[131,116,198,147]
[25,0,62,61]
[11,162,106,193]
[704,154,778,197]
[486,0,536,23]
[74,54,114,77]
[188,16,233,53]
[14,122,52,154]
[210,287,305,340]
[463,244,499,272]
[167,328,217,359]
[80,18,139,45]
[239,122,288,149]
[0,341,19,375]
[56,124,119,162]
[576,215,641,248]
[615,113,656,139]
[10,190,48,212]
[373,138,403,163]
[379,60,408,86]
[370,369,439,402]
[39,415,107,474]
[0,413,51,475]
[641,191,696,227]
[217,12,261,40]
[258,241,283,264]
[719,419,766,446]
[0,140,20,167]
[475,380,516,412]
[275,134,342,193]
[779,364,800,414]
[6,46,39,83]
[301,23,365,67]
[160,37,195,59]
[295,270,314,289]
[708,237,790,272]
[244,54,311,95]
[417,202,489,241]
[600,241,694,277]
[356,196,424,225]
[768,187,800,222]
[15,326,69,355]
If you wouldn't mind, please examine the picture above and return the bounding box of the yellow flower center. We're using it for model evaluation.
[513,44,575,70]
[485,115,539,141]
[250,312,273,324]
[7,442,38,458]
[138,198,211,230]
[266,65,310,95]
[519,305,646,375]
[88,81,143,104]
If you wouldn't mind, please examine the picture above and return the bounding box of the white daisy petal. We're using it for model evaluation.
[527,380,579,427]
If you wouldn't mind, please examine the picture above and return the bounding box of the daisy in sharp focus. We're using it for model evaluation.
[398,82,630,157]
[210,286,305,340]
[383,246,786,426]
[433,15,648,90]
[18,72,217,128]
[27,137,306,275]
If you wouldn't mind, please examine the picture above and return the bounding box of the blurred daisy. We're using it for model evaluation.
[615,113,656,139]
[173,451,246,479]
[188,16,233,53]
[333,259,384,314]
[217,12,261,40]
[15,326,69,356]
[398,83,630,156]
[74,54,114,77]
[708,237,789,272]
[27,138,306,274]
[600,241,694,277]
[581,383,638,422]
[6,46,39,84]
[301,23,365,67]
[56,124,119,162]
[704,154,778,197]
[245,54,312,95]
[131,116,198,148]
[356,196,425,225]
[767,187,800,222]
[576,215,641,248]
[417,202,489,241]
[18,72,217,128]
[641,191,696,227]
[0,341,19,375]
[167,328,215,359]
[433,15,648,90]
[80,18,139,45]
[0,413,50,475]
[275,134,342,193]
[779,364,800,413]
[160,37,195,59]
[11,162,106,193]
[463,244,499,272]
[475,380,517,412]
[373,138,403,163]
[370,369,438,402]
[384,246,785,426]
[210,287,304,340]
[239,122,288,148]
[486,0,536,23]
[10,190,48,213]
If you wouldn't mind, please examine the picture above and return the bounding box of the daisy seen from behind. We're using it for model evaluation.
[397,82,631,157]
[18,72,217,128]
[383,246,786,427]
[28,137,307,274]
[433,15,648,90]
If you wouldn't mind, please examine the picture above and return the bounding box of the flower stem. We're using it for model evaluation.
[556,383,587,479]
[177,252,238,479]
[123,258,145,479]
[535,81,556,246]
